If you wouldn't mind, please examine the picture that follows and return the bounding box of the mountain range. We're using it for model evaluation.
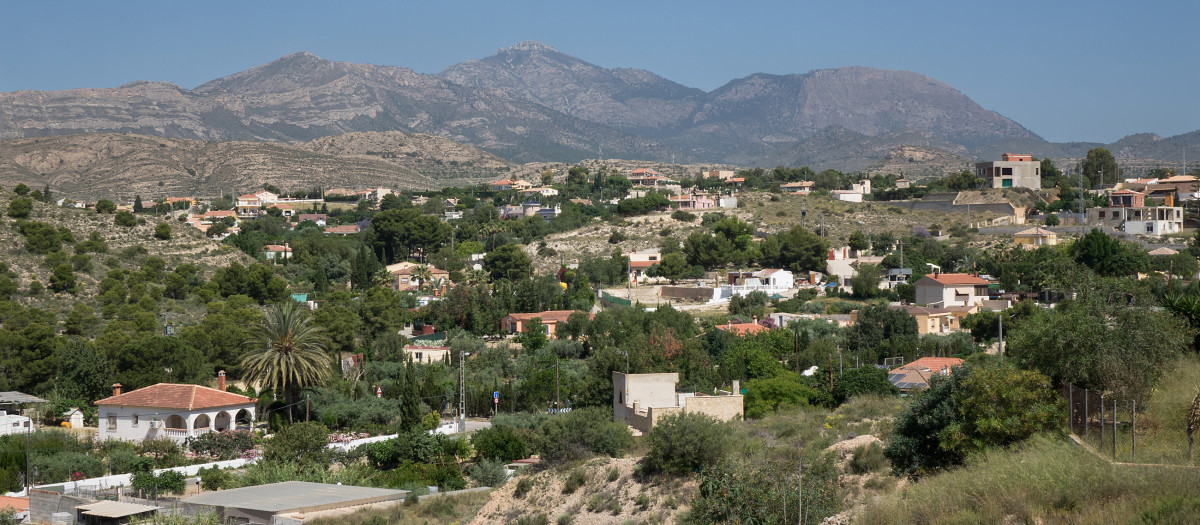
[0,42,1195,172]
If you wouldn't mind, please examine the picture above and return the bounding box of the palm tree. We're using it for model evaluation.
[240,300,333,422]
[412,265,433,293]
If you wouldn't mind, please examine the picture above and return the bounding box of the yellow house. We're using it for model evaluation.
[1013,227,1057,248]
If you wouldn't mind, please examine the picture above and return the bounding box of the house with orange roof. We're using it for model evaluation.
[502,310,594,337]
[781,181,814,194]
[235,190,279,218]
[914,272,990,308]
[0,495,28,522]
[888,357,964,392]
[386,262,451,293]
[94,374,256,444]
[714,320,770,337]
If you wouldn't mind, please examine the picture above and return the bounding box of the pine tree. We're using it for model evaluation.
[133,195,144,213]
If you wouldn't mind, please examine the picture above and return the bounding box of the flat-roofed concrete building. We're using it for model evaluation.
[185,481,408,524]
[613,372,743,433]
[975,153,1041,189]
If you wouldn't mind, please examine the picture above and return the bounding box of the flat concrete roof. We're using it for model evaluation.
[185,481,406,514]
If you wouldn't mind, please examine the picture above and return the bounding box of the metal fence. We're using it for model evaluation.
[1062,382,1142,462]
[600,291,631,307]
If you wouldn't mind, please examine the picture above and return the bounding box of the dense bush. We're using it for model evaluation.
[106,448,152,474]
[154,223,172,240]
[31,451,104,483]
[185,430,254,459]
[886,363,1063,478]
[743,373,817,419]
[198,466,231,490]
[642,412,729,476]
[832,366,898,405]
[467,458,508,488]
[130,470,187,498]
[534,407,633,462]
[114,210,137,227]
[671,210,696,222]
[7,197,32,219]
[264,422,329,466]
[363,431,439,469]
[849,442,888,474]
[471,425,529,462]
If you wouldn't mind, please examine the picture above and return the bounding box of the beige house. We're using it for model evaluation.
[974,153,1041,189]
[891,305,961,335]
[1013,227,1057,248]
[404,345,451,364]
[613,372,743,433]
[914,273,990,307]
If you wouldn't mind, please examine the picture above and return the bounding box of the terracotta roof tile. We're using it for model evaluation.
[504,310,592,324]
[95,384,254,410]
[922,273,989,285]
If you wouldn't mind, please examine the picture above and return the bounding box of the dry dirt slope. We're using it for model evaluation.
[470,456,697,525]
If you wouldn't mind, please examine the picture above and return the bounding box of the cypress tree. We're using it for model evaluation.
[133,195,144,213]
[399,358,422,432]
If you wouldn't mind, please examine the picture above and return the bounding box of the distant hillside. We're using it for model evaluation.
[2,44,1196,170]
[0,131,519,200]
[863,145,974,178]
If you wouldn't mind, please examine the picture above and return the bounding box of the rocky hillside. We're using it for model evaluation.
[0,131,520,200]
[862,145,974,179]
[3,44,1196,169]
[439,41,706,135]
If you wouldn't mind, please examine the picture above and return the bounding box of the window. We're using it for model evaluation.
[132,414,139,427]
[1147,224,1154,233]
[107,415,117,430]
[1002,167,1013,175]
[415,352,423,361]
[1002,179,1013,188]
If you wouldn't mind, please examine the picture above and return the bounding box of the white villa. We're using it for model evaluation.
[94,375,256,444]
[721,269,794,298]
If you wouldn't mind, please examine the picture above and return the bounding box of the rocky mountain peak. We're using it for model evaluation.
[504,41,561,53]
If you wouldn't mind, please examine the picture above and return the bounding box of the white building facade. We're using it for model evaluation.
[95,380,256,445]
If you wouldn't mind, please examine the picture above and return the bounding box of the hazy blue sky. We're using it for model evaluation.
[2,0,1195,144]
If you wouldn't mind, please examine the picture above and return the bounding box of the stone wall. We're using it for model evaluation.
[658,286,718,301]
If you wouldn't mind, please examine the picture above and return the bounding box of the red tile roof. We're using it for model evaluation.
[890,357,964,374]
[504,310,593,324]
[923,273,989,285]
[0,496,28,512]
[324,225,362,235]
[263,244,291,252]
[95,384,254,410]
[715,322,769,336]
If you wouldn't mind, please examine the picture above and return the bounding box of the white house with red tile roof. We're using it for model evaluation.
[94,376,256,444]
[262,244,292,260]
[914,273,990,307]
[297,213,327,226]
[235,191,279,217]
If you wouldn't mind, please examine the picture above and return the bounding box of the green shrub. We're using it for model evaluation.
[562,469,587,494]
[130,470,186,498]
[468,458,508,488]
[849,442,888,474]
[31,451,104,483]
[264,421,329,466]
[833,366,898,404]
[153,223,172,240]
[114,210,137,227]
[471,425,529,462]
[642,412,728,476]
[7,197,32,219]
[514,514,549,525]
[535,407,632,462]
[198,466,231,490]
[185,430,254,460]
[557,514,573,525]
[513,476,533,499]
[107,449,152,475]
[671,210,696,222]
[607,466,620,482]
[744,373,817,419]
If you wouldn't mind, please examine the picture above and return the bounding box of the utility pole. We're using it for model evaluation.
[998,312,1004,358]
[627,250,632,304]
[459,350,467,434]
[25,420,31,492]
[305,394,310,422]
[555,357,561,410]
[1079,162,1086,225]
[797,454,803,525]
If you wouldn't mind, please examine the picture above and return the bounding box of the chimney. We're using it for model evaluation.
[218,371,226,391]
[731,380,740,394]
[752,316,758,324]
[112,383,122,397]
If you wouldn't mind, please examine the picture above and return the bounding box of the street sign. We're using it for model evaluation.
[493,391,499,398]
